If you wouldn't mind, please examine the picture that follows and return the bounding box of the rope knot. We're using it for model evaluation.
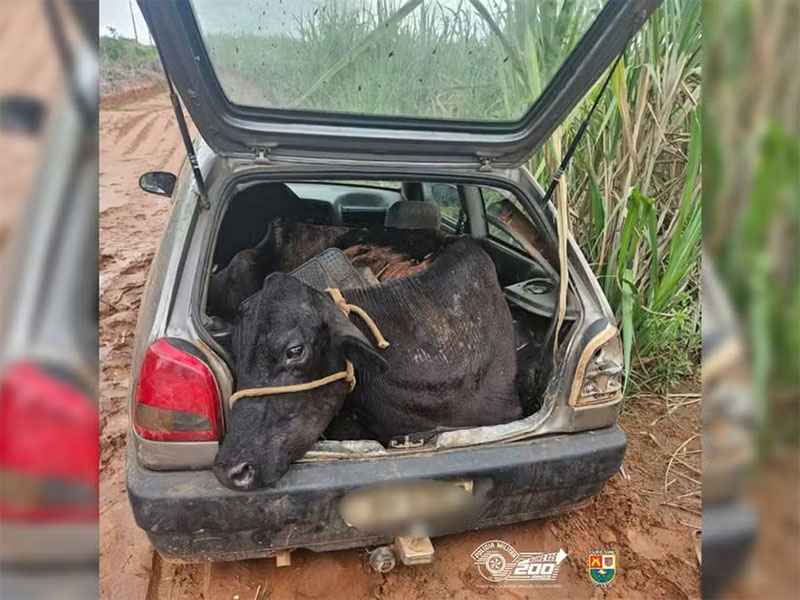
[325,288,390,349]
[326,287,350,315]
[344,360,356,393]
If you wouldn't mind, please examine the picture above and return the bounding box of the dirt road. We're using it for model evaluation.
[98,86,701,599]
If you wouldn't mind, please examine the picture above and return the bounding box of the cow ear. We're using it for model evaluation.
[330,319,389,373]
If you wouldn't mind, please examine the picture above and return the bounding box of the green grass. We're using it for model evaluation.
[99,29,161,95]
[704,0,799,448]
[100,31,158,63]
[529,0,703,393]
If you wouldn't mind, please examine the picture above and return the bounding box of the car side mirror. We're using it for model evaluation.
[139,171,177,197]
[430,183,460,208]
[0,96,47,135]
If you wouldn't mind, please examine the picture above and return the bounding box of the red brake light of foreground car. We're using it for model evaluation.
[133,338,222,442]
[0,361,98,522]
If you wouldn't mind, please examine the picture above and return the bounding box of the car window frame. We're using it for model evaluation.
[421,182,468,232]
[480,186,535,254]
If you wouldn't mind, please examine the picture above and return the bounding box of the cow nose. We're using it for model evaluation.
[226,462,256,489]
[214,461,257,490]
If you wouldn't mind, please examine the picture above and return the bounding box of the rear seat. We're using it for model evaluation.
[384,200,442,231]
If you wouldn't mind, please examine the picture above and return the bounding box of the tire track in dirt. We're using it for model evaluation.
[117,112,161,155]
[165,135,187,174]
[113,110,154,142]
[123,114,161,156]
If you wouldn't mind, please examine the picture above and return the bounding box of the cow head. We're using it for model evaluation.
[207,248,270,320]
[213,273,388,490]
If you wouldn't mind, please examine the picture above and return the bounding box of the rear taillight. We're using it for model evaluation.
[133,338,221,442]
[570,325,624,407]
[0,361,98,522]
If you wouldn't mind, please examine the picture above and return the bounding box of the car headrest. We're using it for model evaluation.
[384,201,441,231]
[400,182,424,202]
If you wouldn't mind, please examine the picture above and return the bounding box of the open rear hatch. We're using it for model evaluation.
[138,0,660,168]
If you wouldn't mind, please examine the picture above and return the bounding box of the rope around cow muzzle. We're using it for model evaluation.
[228,287,389,408]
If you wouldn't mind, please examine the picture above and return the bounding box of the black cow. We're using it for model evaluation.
[207,218,447,319]
[207,220,365,320]
[213,237,522,490]
[207,247,269,321]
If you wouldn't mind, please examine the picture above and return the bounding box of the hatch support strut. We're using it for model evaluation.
[154,46,208,208]
[541,51,625,358]
[538,52,623,207]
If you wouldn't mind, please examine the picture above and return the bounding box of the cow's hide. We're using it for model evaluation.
[208,218,454,318]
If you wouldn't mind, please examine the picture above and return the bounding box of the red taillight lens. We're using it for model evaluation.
[133,338,221,442]
[0,361,98,522]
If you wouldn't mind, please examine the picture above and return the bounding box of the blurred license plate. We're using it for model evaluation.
[339,479,477,536]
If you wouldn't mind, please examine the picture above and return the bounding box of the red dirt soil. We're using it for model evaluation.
[99,86,701,599]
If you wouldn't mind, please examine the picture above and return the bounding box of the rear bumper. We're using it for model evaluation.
[127,426,626,562]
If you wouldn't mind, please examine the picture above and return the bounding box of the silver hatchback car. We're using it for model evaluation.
[126,0,659,565]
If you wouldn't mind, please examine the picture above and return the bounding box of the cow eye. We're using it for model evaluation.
[286,345,304,360]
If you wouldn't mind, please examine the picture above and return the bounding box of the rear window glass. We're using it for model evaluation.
[189,0,602,122]
[427,183,462,221]
[481,187,529,250]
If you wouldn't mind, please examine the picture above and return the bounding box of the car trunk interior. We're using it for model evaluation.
[202,179,577,442]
